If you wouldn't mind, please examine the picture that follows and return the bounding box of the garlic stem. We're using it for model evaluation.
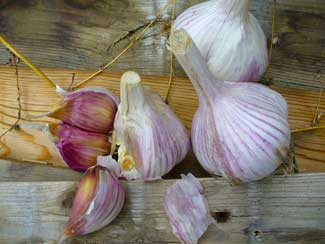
[171,29,223,104]
[120,71,145,116]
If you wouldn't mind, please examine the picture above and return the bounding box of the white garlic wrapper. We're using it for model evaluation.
[114,71,191,181]
[174,0,268,82]
[172,30,290,183]
[164,174,215,244]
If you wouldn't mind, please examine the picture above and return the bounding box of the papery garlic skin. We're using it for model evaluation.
[49,87,119,134]
[164,174,214,244]
[49,123,110,172]
[60,162,125,242]
[174,0,268,82]
[114,71,190,181]
[172,30,290,183]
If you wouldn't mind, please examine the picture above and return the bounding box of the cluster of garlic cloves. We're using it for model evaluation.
[171,30,290,183]
[174,0,268,83]
[114,71,191,181]
[47,87,119,171]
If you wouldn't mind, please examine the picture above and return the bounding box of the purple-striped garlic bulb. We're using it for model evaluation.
[113,71,190,181]
[49,123,111,172]
[60,156,125,243]
[174,0,268,82]
[48,87,119,134]
[172,30,290,183]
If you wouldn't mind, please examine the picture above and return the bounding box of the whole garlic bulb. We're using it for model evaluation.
[174,0,268,82]
[172,30,290,183]
[114,71,190,181]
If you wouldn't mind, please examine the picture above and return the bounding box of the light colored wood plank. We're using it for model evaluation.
[0,0,324,89]
[0,173,324,243]
[0,65,324,173]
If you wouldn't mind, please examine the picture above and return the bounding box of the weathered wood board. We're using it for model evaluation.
[0,171,324,244]
[0,158,82,182]
[0,65,324,174]
[0,0,325,90]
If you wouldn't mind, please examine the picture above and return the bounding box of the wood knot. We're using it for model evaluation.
[62,190,75,209]
[212,211,231,223]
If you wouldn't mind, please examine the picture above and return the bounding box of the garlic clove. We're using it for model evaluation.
[49,87,119,134]
[174,0,268,82]
[172,30,290,183]
[114,71,191,181]
[49,123,111,172]
[60,161,125,243]
[164,173,215,244]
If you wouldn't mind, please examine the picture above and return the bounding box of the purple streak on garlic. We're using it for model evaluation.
[60,160,125,243]
[49,87,119,134]
[49,123,111,172]
[164,174,214,244]
[114,71,190,181]
[173,0,268,82]
[171,30,290,183]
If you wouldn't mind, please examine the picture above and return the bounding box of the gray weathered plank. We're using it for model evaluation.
[0,0,325,89]
[0,173,324,243]
[0,158,82,182]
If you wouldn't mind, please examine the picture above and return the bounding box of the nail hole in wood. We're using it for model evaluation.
[212,211,231,223]
[254,230,262,237]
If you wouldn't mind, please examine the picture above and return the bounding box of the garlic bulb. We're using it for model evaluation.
[60,156,125,243]
[172,30,290,183]
[174,0,268,82]
[114,71,190,181]
[49,123,111,172]
[164,174,214,244]
[49,87,119,134]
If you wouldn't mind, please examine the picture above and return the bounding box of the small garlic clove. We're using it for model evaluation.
[60,163,125,243]
[172,30,291,183]
[164,173,215,244]
[174,0,268,83]
[49,123,111,172]
[114,71,190,181]
[49,87,119,134]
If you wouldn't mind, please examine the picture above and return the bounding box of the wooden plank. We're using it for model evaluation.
[0,0,324,89]
[0,173,324,243]
[0,65,324,174]
[0,158,82,182]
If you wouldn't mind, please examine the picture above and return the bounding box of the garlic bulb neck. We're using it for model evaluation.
[171,29,224,105]
[120,71,145,116]
[214,0,250,19]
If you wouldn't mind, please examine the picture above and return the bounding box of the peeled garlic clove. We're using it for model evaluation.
[60,159,125,242]
[49,87,119,134]
[172,30,290,183]
[174,0,268,82]
[114,71,190,181]
[164,173,214,244]
[49,123,111,172]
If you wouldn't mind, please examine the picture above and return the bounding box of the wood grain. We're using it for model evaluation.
[0,65,324,174]
[0,173,324,243]
[0,158,82,182]
[0,0,324,89]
